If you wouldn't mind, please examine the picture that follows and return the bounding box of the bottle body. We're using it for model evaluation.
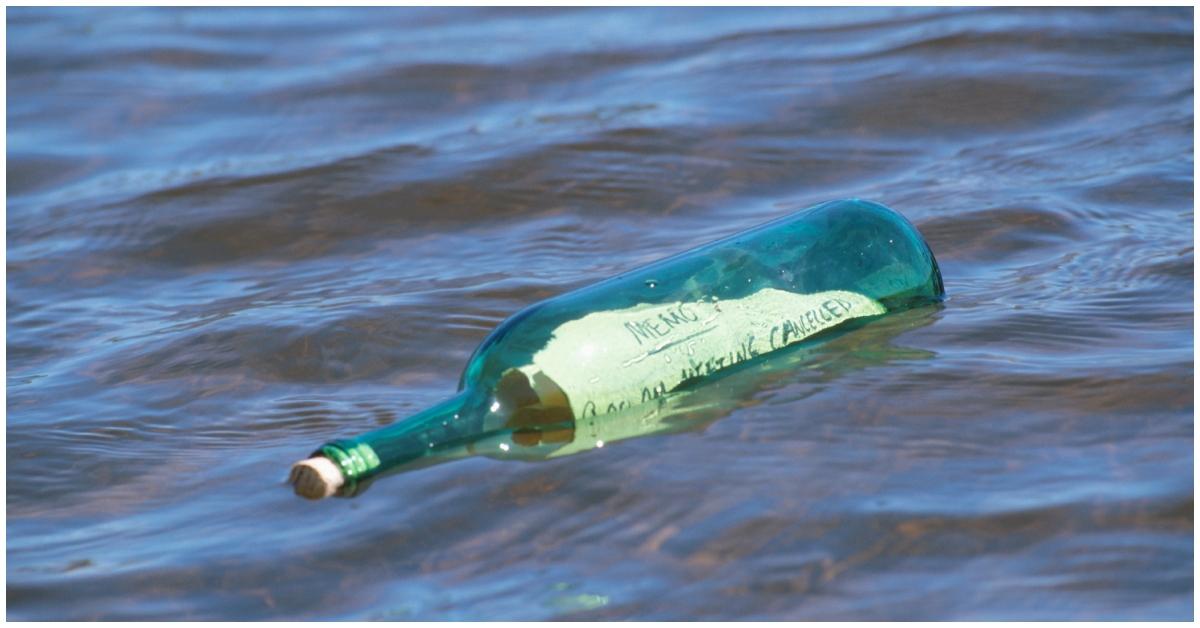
[303,199,944,497]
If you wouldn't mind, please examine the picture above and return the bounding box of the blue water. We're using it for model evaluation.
[7,7,1193,620]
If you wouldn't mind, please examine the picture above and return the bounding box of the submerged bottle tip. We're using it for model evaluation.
[289,456,344,500]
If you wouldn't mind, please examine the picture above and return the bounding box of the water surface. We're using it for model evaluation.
[7,7,1193,620]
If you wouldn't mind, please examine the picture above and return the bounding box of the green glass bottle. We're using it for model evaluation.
[290,199,944,499]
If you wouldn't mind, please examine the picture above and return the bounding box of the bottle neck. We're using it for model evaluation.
[319,390,474,496]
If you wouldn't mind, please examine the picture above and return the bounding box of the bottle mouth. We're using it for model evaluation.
[316,440,382,496]
[289,456,344,499]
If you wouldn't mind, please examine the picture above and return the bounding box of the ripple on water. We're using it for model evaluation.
[5,6,1193,621]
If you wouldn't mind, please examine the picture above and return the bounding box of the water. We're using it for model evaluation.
[6,7,1192,620]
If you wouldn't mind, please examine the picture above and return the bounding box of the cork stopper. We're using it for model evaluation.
[289,456,344,500]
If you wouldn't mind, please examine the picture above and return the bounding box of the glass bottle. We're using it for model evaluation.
[290,199,944,498]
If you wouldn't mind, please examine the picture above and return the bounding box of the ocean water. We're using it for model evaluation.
[6,7,1193,620]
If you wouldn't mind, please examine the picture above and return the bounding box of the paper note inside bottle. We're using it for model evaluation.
[519,288,886,418]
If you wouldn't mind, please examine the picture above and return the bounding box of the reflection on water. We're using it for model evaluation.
[7,6,1193,620]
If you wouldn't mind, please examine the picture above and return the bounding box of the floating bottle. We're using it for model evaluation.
[290,199,945,499]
